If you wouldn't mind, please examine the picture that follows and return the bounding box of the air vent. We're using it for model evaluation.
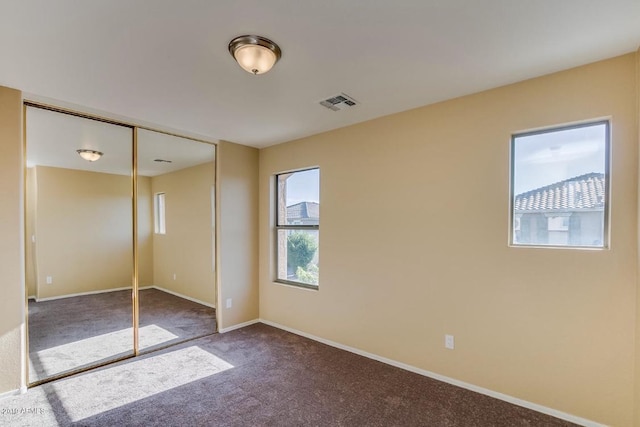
[154,159,172,163]
[319,93,358,111]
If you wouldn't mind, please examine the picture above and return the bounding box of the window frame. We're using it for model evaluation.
[274,167,320,290]
[154,192,166,235]
[509,120,611,250]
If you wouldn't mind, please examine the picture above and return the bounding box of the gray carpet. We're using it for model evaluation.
[4,323,576,426]
[28,288,216,383]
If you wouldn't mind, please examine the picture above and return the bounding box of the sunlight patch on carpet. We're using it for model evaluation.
[30,327,134,378]
[30,325,178,381]
[138,324,180,348]
[51,345,234,422]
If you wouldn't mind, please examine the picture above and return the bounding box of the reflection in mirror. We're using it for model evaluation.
[25,106,134,383]
[136,129,217,352]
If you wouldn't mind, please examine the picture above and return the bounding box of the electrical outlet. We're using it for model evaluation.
[173,273,177,280]
[445,334,455,350]
[46,276,53,285]
[226,298,232,309]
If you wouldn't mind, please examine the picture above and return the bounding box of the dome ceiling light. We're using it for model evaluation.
[228,35,282,75]
[76,149,103,162]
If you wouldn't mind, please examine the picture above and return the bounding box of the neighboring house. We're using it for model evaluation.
[513,172,605,246]
[286,201,319,225]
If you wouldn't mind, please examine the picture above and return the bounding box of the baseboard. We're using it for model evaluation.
[35,286,132,302]
[147,285,215,309]
[219,319,260,333]
[259,319,605,427]
[34,286,216,308]
[0,386,27,401]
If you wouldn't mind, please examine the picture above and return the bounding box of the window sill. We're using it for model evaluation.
[274,279,319,291]
[509,243,608,250]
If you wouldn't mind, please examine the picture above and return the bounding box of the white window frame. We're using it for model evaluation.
[275,168,319,289]
[509,120,610,249]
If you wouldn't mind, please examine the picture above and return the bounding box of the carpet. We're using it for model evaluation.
[5,323,577,426]
[28,288,216,383]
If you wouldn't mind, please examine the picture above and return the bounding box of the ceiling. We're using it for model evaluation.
[3,1,640,148]
[27,106,215,177]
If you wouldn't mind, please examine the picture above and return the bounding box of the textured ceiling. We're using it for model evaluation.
[2,1,640,148]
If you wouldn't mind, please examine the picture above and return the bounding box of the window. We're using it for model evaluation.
[511,121,609,248]
[154,192,166,234]
[275,168,319,288]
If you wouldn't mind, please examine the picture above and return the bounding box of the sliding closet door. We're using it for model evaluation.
[26,106,135,384]
[136,129,217,353]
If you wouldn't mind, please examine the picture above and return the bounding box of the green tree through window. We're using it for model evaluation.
[275,168,319,288]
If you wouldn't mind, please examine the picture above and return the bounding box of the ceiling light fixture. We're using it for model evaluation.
[76,149,103,162]
[228,35,281,75]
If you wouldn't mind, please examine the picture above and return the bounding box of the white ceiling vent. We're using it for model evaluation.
[319,93,358,111]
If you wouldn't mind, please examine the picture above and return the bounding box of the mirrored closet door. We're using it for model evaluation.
[136,129,217,353]
[25,105,218,385]
[26,105,135,383]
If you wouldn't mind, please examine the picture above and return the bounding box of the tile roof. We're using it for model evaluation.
[514,172,605,211]
[287,201,319,220]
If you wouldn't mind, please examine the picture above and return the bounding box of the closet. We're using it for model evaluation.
[25,104,217,385]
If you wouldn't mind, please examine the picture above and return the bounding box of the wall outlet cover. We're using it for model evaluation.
[445,334,455,350]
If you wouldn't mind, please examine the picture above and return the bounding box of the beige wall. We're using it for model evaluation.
[259,54,638,426]
[218,141,259,330]
[138,175,154,287]
[635,47,640,427]
[0,86,23,395]
[27,169,154,292]
[151,161,216,305]
[34,166,134,299]
[25,167,37,298]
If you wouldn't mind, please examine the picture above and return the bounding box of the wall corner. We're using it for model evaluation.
[0,85,26,394]
[216,140,259,331]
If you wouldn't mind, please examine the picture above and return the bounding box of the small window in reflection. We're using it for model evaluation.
[154,192,166,234]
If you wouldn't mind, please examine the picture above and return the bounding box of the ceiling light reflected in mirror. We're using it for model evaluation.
[76,149,103,162]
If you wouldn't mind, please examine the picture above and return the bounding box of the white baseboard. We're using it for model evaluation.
[147,285,215,309]
[33,286,216,309]
[35,286,131,302]
[219,319,260,333]
[259,319,605,427]
[0,386,27,401]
